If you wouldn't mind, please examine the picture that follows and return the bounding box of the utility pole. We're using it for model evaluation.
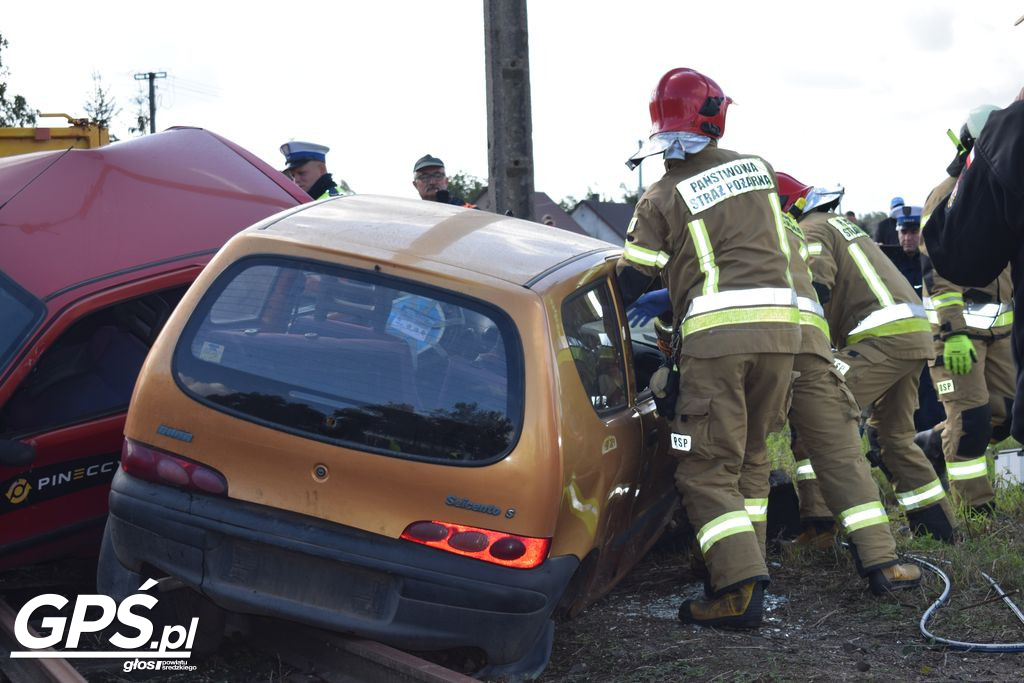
[133,71,166,134]
[483,0,534,221]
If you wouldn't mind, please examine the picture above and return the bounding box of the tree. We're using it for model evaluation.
[447,171,485,203]
[0,33,37,126]
[83,72,120,131]
[127,90,149,136]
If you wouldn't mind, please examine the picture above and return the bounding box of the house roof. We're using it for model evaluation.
[473,189,587,235]
[573,199,636,241]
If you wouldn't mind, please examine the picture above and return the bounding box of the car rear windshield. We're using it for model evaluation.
[0,272,45,373]
[173,257,523,464]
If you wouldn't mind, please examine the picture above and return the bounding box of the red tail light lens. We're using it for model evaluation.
[401,520,550,569]
[121,438,228,496]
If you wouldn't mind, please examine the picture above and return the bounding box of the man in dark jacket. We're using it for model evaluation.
[412,154,475,207]
[923,97,1024,440]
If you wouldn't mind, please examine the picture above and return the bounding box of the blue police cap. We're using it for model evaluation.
[280,141,329,169]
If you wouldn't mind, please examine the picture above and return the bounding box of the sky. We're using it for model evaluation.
[3,1,1023,217]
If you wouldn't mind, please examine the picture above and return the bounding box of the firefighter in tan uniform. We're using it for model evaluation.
[773,173,921,592]
[790,178,957,542]
[918,108,1015,512]
[617,68,799,629]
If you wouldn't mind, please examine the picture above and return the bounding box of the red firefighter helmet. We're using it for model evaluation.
[649,68,732,138]
[776,172,814,215]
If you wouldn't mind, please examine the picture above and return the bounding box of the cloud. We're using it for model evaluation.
[906,9,956,51]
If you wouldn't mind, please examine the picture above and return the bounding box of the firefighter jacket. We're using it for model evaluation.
[921,176,1013,341]
[782,213,832,361]
[619,147,801,359]
[801,212,932,359]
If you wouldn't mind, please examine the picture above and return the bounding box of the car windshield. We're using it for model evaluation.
[173,257,523,464]
[0,272,46,373]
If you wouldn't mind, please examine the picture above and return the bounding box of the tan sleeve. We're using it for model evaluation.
[802,220,837,291]
[620,197,671,279]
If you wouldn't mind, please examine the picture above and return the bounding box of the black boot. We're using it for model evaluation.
[906,505,956,543]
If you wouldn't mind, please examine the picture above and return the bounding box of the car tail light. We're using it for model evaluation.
[121,438,228,496]
[401,521,550,569]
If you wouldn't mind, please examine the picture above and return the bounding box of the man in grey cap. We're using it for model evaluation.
[280,141,354,200]
[412,154,474,207]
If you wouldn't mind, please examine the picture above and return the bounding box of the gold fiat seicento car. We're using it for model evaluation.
[98,195,676,677]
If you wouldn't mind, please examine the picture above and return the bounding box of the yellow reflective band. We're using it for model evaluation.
[847,317,932,345]
[848,243,895,307]
[994,310,1014,327]
[807,242,823,256]
[800,311,831,340]
[688,218,719,295]
[922,211,932,227]
[838,502,889,533]
[769,194,795,288]
[745,498,769,522]
[795,459,816,481]
[896,479,946,510]
[932,292,964,310]
[681,305,800,338]
[697,510,755,555]
[947,456,989,481]
[799,244,809,261]
[623,242,670,268]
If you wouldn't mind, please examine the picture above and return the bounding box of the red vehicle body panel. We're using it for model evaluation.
[0,127,307,570]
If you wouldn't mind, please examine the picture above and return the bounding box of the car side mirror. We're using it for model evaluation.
[0,439,35,467]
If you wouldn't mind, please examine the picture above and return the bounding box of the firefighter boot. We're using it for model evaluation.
[906,504,957,544]
[791,519,836,549]
[678,581,764,629]
[868,563,922,596]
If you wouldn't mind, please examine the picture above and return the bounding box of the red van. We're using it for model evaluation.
[0,128,307,570]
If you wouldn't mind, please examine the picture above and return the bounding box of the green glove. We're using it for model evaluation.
[943,334,978,375]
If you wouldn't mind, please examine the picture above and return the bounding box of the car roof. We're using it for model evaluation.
[256,195,620,287]
[0,127,308,301]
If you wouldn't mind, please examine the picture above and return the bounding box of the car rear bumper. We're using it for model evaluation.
[103,470,577,666]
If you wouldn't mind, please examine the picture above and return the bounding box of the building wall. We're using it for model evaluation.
[570,204,621,245]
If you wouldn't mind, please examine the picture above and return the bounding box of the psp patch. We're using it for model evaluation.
[676,158,773,214]
[671,433,692,451]
[833,358,851,375]
[936,379,955,395]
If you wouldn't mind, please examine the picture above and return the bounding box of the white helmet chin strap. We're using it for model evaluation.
[626,132,711,170]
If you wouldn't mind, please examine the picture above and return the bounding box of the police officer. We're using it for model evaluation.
[793,181,956,542]
[919,105,1014,513]
[771,172,921,592]
[280,141,354,200]
[618,68,800,629]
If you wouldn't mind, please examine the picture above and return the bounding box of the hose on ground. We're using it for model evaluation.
[908,554,1024,653]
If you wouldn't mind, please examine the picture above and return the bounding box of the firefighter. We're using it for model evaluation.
[923,21,1024,443]
[919,105,1015,513]
[791,180,957,543]
[280,141,354,200]
[617,67,801,629]
[772,172,921,592]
